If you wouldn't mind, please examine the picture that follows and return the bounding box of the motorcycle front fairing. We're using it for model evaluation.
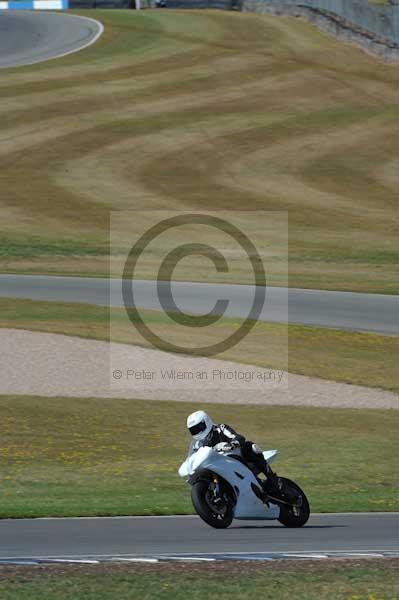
[179,446,280,521]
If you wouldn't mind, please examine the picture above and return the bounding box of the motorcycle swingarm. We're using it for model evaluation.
[265,494,301,508]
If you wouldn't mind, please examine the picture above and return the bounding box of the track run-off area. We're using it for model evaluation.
[0,513,398,564]
[0,10,103,68]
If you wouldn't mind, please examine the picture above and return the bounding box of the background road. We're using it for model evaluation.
[1,274,398,334]
[0,514,398,559]
[0,11,103,68]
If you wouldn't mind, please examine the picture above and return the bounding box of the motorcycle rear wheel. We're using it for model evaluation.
[191,480,234,529]
[277,477,310,528]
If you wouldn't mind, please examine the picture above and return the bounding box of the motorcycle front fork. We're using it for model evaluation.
[211,475,222,503]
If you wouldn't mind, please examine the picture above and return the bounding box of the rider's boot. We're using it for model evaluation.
[262,472,282,498]
[263,474,300,506]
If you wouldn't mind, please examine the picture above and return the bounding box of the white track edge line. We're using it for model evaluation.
[1,550,398,561]
[112,558,159,563]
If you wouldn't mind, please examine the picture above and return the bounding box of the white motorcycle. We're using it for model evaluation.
[178,443,310,529]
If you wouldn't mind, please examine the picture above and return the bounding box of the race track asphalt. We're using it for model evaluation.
[1,274,398,334]
[0,514,398,560]
[0,11,103,68]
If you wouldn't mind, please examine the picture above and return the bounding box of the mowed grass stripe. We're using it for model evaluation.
[1,10,398,292]
[0,52,293,117]
[0,60,304,130]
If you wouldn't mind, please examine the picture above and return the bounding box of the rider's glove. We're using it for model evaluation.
[214,442,233,453]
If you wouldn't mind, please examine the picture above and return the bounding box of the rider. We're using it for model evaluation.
[186,410,282,498]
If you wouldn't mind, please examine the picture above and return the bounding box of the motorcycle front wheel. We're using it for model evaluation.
[277,477,310,528]
[191,480,234,529]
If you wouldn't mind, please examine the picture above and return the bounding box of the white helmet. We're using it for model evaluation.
[187,410,213,440]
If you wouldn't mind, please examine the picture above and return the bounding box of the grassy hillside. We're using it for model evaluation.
[1,10,399,292]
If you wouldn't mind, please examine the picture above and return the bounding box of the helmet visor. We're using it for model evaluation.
[189,421,207,436]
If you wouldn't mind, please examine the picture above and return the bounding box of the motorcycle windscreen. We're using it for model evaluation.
[187,438,209,457]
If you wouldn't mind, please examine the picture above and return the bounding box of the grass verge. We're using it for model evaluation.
[0,560,398,600]
[0,396,398,517]
[1,297,398,393]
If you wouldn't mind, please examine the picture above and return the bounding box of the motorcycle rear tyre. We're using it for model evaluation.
[277,477,310,528]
